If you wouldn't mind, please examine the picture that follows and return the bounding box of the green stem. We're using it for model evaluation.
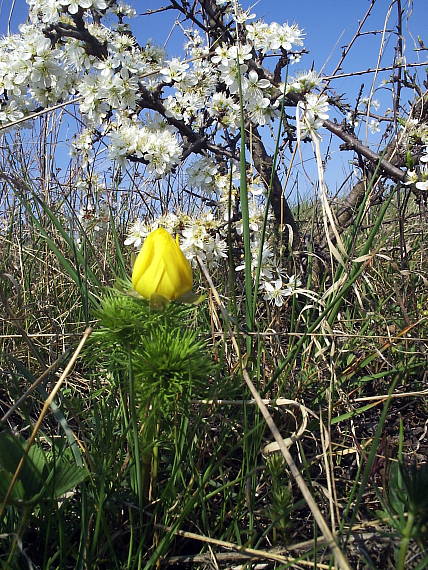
[150,423,160,501]
[140,410,157,504]
[127,506,134,569]
[127,353,144,569]
[89,478,105,559]
[128,354,144,510]
[397,511,415,570]
[236,60,253,351]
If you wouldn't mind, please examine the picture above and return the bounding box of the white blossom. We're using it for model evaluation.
[28,0,61,23]
[225,44,253,65]
[182,222,208,251]
[0,99,25,122]
[103,72,138,109]
[114,2,136,18]
[233,202,263,235]
[236,239,275,281]
[204,234,228,264]
[419,145,428,163]
[60,0,107,15]
[158,213,181,233]
[109,117,181,175]
[246,94,273,125]
[246,21,304,53]
[404,170,419,185]
[415,164,428,190]
[124,220,150,248]
[233,6,256,24]
[187,157,219,192]
[368,119,380,134]
[218,62,248,94]
[164,90,206,123]
[160,58,189,84]
[297,93,329,137]
[211,44,231,67]
[415,180,428,190]
[359,97,380,112]
[247,70,271,92]
[78,204,109,233]
[289,70,322,93]
[245,22,271,52]
[263,275,301,307]
[263,279,291,307]
[207,91,239,128]
[62,42,93,72]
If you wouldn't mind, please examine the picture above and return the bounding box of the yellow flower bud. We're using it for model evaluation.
[132,227,193,301]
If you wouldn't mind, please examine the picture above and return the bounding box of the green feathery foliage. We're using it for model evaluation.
[134,326,213,417]
[85,284,214,417]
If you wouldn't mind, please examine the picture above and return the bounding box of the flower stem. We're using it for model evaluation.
[397,510,415,570]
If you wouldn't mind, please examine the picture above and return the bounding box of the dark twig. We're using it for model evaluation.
[323,119,406,182]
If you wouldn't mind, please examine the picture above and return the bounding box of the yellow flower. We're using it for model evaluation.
[132,228,193,301]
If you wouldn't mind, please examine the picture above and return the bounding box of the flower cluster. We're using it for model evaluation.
[288,70,323,94]
[0,0,333,175]
[186,157,220,195]
[0,25,75,117]
[109,116,181,175]
[147,13,309,136]
[0,2,179,173]
[405,160,428,191]
[246,21,304,53]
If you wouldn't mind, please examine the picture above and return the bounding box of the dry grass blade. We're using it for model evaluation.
[0,355,65,423]
[159,523,334,568]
